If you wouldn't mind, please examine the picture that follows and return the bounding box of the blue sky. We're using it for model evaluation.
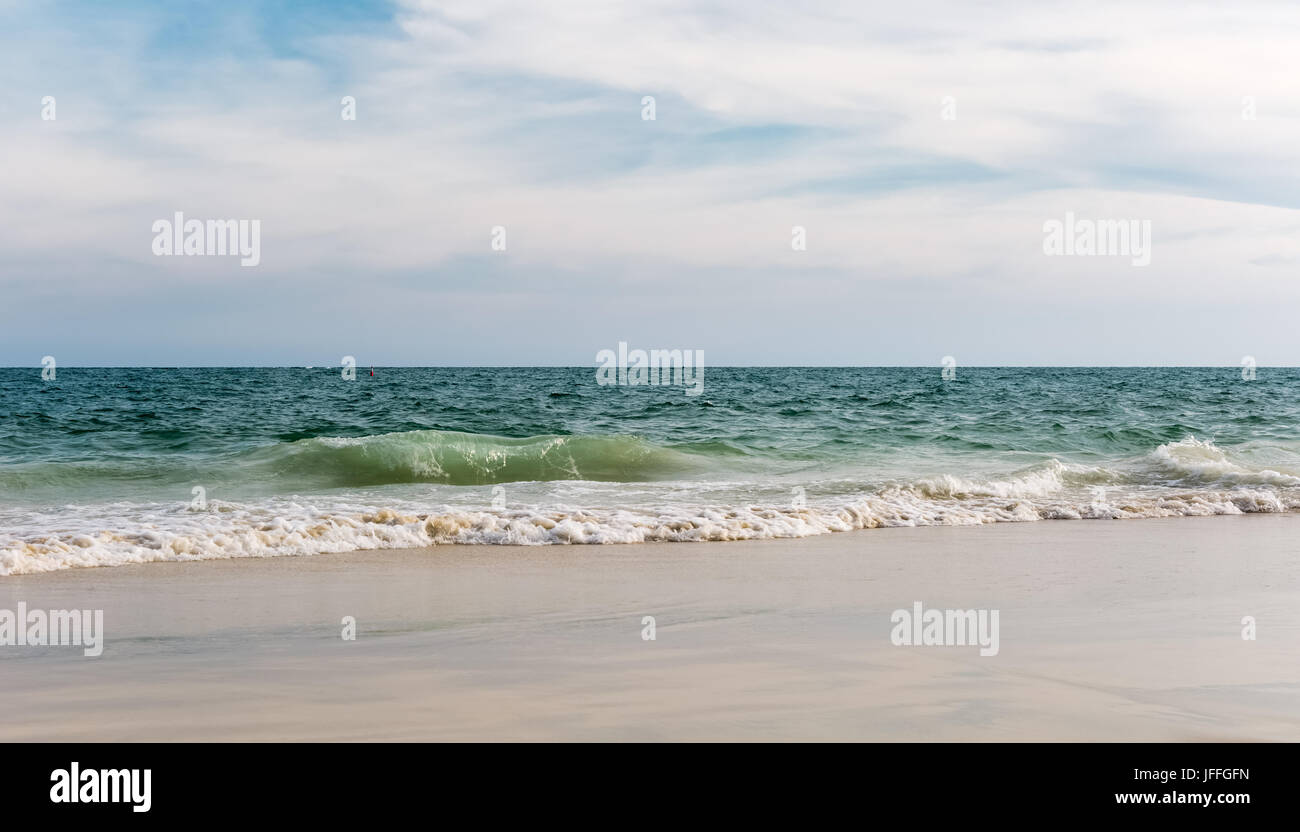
[3,0,1300,365]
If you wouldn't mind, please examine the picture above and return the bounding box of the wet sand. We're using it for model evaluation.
[2,514,1299,741]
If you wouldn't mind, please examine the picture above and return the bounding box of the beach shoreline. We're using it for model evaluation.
[3,513,1298,741]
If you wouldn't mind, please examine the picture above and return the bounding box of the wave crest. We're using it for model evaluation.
[1149,437,1300,487]
[258,429,702,486]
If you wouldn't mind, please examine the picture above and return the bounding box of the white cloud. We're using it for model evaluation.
[4,0,1300,362]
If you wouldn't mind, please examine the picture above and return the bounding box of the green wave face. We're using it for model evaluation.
[260,430,705,486]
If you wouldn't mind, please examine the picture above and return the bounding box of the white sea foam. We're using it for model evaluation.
[4,441,1298,575]
[1149,437,1300,486]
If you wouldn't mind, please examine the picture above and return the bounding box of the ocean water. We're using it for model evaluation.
[3,367,1299,574]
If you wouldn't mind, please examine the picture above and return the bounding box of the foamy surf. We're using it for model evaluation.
[4,437,1298,575]
[1149,437,1300,487]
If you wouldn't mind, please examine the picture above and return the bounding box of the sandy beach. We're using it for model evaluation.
[3,513,1298,742]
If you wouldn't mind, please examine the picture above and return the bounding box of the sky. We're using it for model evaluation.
[3,0,1300,366]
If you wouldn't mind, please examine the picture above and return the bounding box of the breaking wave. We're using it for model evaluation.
[255,429,706,485]
[5,437,1298,575]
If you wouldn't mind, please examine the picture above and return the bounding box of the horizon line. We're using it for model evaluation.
[4,365,1290,370]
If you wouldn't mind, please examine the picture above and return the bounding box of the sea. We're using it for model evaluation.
[3,366,1298,574]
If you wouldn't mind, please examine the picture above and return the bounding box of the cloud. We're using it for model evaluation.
[3,0,1300,364]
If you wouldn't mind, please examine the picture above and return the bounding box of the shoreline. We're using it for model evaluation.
[3,514,1299,741]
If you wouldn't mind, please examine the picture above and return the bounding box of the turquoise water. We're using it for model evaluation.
[3,367,1299,573]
